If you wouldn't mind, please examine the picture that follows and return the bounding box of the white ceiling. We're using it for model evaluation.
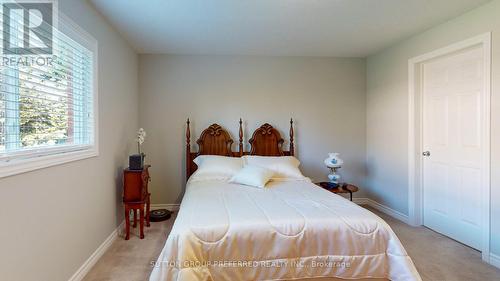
[90,0,490,57]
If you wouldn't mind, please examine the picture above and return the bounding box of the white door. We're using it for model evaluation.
[422,45,485,250]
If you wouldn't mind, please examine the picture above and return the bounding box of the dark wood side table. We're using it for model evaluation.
[123,165,151,240]
[315,182,359,201]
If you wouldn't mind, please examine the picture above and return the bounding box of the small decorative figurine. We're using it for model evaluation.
[324,153,343,187]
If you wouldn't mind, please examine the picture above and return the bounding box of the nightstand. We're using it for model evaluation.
[123,165,151,240]
[315,182,359,201]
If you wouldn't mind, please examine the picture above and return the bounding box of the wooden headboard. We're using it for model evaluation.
[249,123,294,157]
[186,119,294,180]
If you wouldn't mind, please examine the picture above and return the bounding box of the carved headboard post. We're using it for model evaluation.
[289,118,294,156]
[186,118,191,179]
[238,118,243,156]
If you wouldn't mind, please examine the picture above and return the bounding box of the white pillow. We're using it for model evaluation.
[242,156,306,180]
[190,155,243,181]
[230,165,274,188]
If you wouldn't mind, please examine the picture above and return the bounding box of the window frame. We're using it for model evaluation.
[0,12,99,178]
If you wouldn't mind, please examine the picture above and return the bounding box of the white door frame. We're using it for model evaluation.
[408,33,491,262]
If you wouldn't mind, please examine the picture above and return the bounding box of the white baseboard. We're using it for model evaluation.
[354,197,500,269]
[490,253,500,269]
[67,204,178,281]
[151,203,180,211]
[68,220,124,281]
[352,198,368,205]
[353,197,409,224]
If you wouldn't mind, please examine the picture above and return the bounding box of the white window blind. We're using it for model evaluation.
[0,5,97,175]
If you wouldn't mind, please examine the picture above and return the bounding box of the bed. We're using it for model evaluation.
[149,120,421,281]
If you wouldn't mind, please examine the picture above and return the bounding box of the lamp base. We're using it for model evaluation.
[327,167,341,186]
[324,181,339,189]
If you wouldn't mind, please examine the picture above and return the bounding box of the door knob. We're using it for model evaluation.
[422,151,430,157]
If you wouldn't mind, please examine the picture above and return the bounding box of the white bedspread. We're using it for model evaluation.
[149,180,421,281]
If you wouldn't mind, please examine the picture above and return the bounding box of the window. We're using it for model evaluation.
[0,8,98,177]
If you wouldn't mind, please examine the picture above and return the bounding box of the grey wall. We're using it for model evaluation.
[138,55,366,204]
[366,0,500,256]
[5,0,499,279]
[0,0,139,280]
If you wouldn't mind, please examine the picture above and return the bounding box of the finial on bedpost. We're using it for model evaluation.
[289,118,294,156]
[186,118,191,180]
[186,118,191,148]
[239,118,243,156]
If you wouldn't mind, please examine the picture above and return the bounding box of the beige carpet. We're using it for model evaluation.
[82,206,500,281]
